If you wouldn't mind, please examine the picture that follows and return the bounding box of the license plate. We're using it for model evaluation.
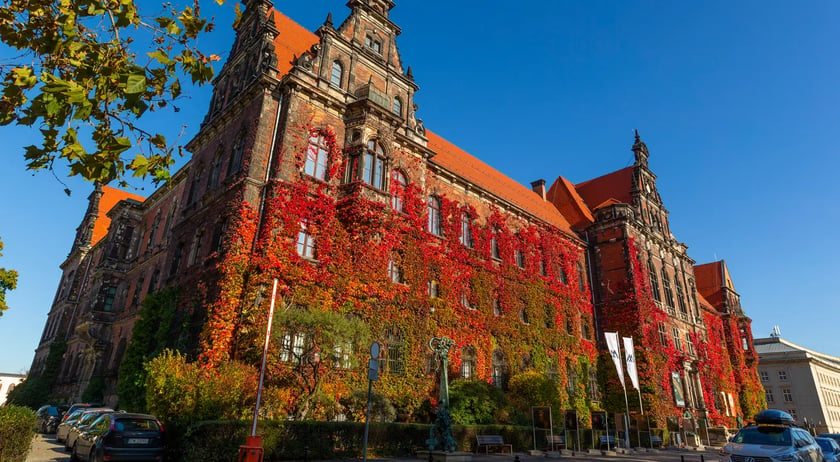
[127,438,148,444]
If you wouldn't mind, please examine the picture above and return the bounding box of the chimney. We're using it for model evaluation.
[530,179,546,201]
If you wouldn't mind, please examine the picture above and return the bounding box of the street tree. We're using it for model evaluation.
[0,237,18,317]
[0,0,225,186]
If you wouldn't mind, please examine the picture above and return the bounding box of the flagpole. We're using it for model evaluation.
[618,340,631,449]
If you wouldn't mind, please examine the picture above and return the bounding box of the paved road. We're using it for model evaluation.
[25,433,70,462]
[24,432,722,462]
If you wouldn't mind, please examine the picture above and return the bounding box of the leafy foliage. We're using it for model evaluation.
[448,379,505,425]
[0,405,36,462]
[0,0,221,184]
[6,336,66,409]
[506,371,563,426]
[116,287,180,411]
[0,237,18,317]
[339,388,396,423]
[144,349,257,425]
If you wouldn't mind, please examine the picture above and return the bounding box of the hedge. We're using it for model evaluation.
[175,420,536,461]
[0,405,37,462]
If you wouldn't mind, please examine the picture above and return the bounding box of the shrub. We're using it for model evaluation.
[0,405,37,462]
[339,389,396,422]
[506,371,562,425]
[449,379,506,425]
[174,419,535,461]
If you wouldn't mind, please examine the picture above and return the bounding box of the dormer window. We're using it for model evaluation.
[392,97,402,116]
[330,61,343,88]
[365,35,382,54]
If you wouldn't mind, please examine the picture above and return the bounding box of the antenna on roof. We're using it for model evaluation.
[770,325,781,338]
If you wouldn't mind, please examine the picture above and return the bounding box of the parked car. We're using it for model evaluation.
[35,405,66,434]
[720,409,824,462]
[57,409,87,443]
[821,434,840,446]
[817,437,840,462]
[61,403,101,423]
[71,413,164,462]
[65,408,114,452]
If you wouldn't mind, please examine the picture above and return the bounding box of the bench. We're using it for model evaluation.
[599,435,616,450]
[476,435,513,454]
[547,434,565,450]
[650,435,663,448]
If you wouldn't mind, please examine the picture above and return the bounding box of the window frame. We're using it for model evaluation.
[296,221,316,259]
[427,196,442,236]
[330,60,343,88]
[304,132,330,181]
[390,169,407,212]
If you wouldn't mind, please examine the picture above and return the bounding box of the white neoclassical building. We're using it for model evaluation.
[0,373,25,405]
[755,334,840,434]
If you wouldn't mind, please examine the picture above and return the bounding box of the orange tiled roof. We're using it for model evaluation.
[267,11,573,234]
[427,131,573,233]
[270,10,318,75]
[697,291,716,313]
[92,186,145,246]
[546,176,594,230]
[575,167,634,212]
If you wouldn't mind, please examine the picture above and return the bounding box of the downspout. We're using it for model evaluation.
[584,229,600,342]
[253,91,284,249]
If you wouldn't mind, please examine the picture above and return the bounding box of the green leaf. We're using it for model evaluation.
[148,50,173,65]
[126,73,147,94]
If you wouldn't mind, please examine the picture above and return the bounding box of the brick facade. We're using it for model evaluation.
[30,0,762,428]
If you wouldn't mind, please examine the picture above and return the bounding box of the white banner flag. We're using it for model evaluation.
[623,337,639,390]
[604,332,625,389]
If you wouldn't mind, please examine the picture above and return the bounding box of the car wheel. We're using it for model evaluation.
[70,445,80,462]
[89,448,97,462]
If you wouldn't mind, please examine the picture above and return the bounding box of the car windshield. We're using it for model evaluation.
[817,439,836,452]
[48,407,60,416]
[733,427,792,446]
[67,410,85,422]
[114,419,161,432]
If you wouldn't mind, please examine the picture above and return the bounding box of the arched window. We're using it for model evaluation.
[148,212,161,248]
[186,165,203,205]
[461,347,476,379]
[388,253,402,283]
[208,148,223,190]
[460,212,473,248]
[188,229,203,266]
[392,96,402,116]
[662,268,674,308]
[350,140,386,189]
[675,276,688,315]
[390,170,406,212]
[493,296,502,316]
[515,250,525,268]
[648,259,661,302]
[577,261,586,291]
[229,128,247,175]
[330,61,343,87]
[491,350,508,389]
[490,226,500,259]
[304,132,330,181]
[558,264,568,285]
[427,196,441,236]
[519,308,529,324]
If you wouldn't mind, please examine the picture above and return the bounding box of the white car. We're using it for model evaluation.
[720,410,824,462]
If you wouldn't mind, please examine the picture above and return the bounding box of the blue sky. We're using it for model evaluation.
[2,0,839,373]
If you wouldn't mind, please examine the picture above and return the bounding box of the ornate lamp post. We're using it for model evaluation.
[427,336,456,453]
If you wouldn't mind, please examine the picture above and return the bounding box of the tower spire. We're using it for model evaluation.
[632,129,649,168]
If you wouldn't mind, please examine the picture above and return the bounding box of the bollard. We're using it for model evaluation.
[304,446,309,462]
[701,455,705,462]
[681,455,685,462]
[514,456,520,462]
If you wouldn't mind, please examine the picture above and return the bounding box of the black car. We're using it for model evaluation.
[71,413,164,462]
[35,405,66,434]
